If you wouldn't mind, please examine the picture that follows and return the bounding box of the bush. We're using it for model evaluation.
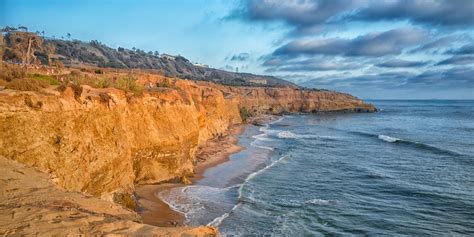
[30,73,60,85]
[156,79,172,88]
[6,78,49,91]
[95,77,111,88]
[113,192,137,210]
[239,107,251,122]
[115,75,142,94]
[57,83,67,92]
[63,71,97,88]
[99,92,111,103]
[71,83,83,101]
[0,64,27,82]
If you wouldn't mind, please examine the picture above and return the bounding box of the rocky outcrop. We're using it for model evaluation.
[0,156,218,236]
[0,74,375,207]
[208,82,376,115]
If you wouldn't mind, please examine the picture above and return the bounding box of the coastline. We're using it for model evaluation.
[136,124,245,227]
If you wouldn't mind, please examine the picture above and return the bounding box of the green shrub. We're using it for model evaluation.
[115,75,142,95]
[156,80,172,88]
[95,77,111,88]
[239,107,251,122]
[30,73,60,85]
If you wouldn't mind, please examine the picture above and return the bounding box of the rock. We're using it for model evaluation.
[0,73,375,208]
[181,176,192,185]
[0,156,218,236]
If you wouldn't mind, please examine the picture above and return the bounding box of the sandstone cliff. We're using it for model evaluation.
[0,156,218,236]
[0,73,375,208]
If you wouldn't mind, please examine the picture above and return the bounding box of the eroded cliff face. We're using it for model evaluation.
[0,74,375,205]
[0,156,218,236]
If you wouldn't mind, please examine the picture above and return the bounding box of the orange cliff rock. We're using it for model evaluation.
[0,74,375,210]
[0,156,218,236]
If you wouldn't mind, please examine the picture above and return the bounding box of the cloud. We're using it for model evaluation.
[446,43,474,55]
[229,52,250,61]
[232,0,474,35]
[228,0,474,98]
[300,66,474,90]
[231,0,359,33]
[436,55,474,65]
[348,0,474,27]
[405,67,473,87]
[409,35,460,53]
[300,71,413,90]
[376,59,428,68]
[273,28,426,57]
[263,58,363,72]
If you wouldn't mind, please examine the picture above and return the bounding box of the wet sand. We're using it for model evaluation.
[136,125,245,227]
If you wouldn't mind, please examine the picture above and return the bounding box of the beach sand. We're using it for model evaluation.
[136,125,245,227]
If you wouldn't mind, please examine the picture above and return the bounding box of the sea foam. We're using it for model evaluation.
[378,134,401,143]
[207,155,291,227]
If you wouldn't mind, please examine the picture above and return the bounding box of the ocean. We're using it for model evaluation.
[159,100,474,236]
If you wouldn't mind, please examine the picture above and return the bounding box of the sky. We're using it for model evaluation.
[1,0,473,99]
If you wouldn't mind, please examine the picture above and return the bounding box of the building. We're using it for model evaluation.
[160,54,176,60]
[249,79,267,85]
[193,63,209,68]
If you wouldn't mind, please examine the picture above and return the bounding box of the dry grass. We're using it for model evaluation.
[112,193,137,211]
[6,78,50,92]
[1,63,143,96]
[0,63,27,82]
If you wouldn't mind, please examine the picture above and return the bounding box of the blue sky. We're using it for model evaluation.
[1,0,473,99]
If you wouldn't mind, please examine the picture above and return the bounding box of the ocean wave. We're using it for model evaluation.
[251,122,275,150]
[157,188,191,219]
[207,155,292,227]
[250,140,274,151]
[277,131,299,139]
[347,130,467,157]
[158,185,240,224]
[207,203,242,227]
[304,198,337,205]
[276,130,340,140]
[251,133,275,142]
[270,116,285,124]
[240,155,291,192]
[378,134,401,143]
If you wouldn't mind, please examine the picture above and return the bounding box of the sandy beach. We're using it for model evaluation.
[136,125,245,227]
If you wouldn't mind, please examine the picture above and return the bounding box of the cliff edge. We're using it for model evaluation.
[0,68,375,234]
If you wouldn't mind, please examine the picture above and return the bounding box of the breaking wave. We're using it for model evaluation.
[378,134,401,143]
[207,155,291,227]
[346,130,467,157]
[276,130,340,140]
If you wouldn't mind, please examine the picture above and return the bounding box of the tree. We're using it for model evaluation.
[18,26,28,32]
[0,33,5,61]
[8,31,44,66]
[44,42,56,65]
[154,50,159,57]
[1,26,17,32]
[66,33,71,40]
